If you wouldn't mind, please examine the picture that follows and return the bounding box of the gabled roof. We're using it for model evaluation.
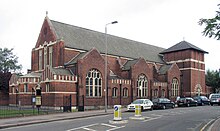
[65,52,87,65]
[160,41,208,54]
[50,19,165,63]
[158,64,172,75]
[50,67,72,75]
[122,59,139,71]
[20,72,41,78]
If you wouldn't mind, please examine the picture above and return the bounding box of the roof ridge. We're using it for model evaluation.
[50,19,165,50]
[160,40,208,54]
[50,19,165,63]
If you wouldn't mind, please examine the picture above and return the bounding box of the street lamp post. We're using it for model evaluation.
[105,21,118,113]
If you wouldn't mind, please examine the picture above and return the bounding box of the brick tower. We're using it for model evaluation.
[160,41,208,97]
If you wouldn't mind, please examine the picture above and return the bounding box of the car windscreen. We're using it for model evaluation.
[132,99,144,104]
[200,96,208,100]
[179,98,185,101]
[211,95,220,99]
[152,99,159,102]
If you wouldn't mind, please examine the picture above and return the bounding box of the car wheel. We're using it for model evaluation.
[150,106,153,111]
[172,104,175,109]
[141,106,144,111]
[187,103,190,107]
[202,102,204,106]
[162,105,166,110]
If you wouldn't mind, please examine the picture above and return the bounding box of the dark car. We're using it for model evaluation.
[176,97,197,107]
[152,98,175,109]
[193,96,210,106]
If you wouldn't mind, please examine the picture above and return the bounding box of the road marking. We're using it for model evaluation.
[66,123,99,131]
[107,126,125,131]
[101,123,117,128]
[200,119,215,131]
[84,127,96,131]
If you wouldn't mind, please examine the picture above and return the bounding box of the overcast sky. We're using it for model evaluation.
[0,0,219,74]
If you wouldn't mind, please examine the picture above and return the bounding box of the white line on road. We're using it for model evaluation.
[107,126,125,131]
[200,119,215,131]
[66,123,99,131]
[101,123,117,128]
[83,127,96,131]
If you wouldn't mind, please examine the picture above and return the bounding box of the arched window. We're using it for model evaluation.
[137,74,148,97]
[86,69,102,97]
[171,78,179,96]
[112,87,118,97]
[123,88,128,97]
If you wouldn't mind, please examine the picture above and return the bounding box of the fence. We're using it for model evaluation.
[0,95,72,119]
[78,95,139,110]
[0,95,146,118]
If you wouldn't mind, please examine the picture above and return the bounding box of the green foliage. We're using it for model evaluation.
[0,48,22,73]
[199,4,220,40]
[206,69,220,92]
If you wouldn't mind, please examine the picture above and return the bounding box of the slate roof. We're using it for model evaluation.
[50,67,72,75]
[65,52,87,65]
[160,41,208,54]
[20,72,41,78]
[122,59,139,71]
[158,64,172,75]
[50,20,165,63]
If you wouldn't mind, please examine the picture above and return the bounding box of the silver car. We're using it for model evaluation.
[210,94,220,106]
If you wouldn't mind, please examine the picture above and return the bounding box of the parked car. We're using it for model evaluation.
[176,97,198,107]
[127,99,153,111]
[209,94,220,106]
[193,96,210,106]
[152,98,175,109]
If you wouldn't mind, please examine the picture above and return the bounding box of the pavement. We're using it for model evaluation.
[0,108,220,130]
[0,108,126,129]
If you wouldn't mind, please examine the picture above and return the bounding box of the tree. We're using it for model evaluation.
[0,48,22,73]
[206,69,220,93]
[199,4,220,40]
[0,47,22,92]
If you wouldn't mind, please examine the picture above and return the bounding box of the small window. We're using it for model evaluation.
[46,83,50,92]
[123,88,128,97]
[112,87,118,97]
[24,84,28,93]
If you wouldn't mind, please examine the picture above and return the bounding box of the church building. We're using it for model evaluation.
[9,16,208,110]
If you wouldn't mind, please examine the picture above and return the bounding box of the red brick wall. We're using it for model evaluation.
[35,18,57,48]
[167,63,181,100]
[190,70,206,96]
[77,48,105,106]
[164,49,206,97]
[64,49,79,64]
[108,56,122,77]
[131,58,153,98]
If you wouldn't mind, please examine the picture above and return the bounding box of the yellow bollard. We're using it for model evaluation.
[135,104,141,117]
[109,105,128,124]
[129,104,145,120]
[113,105,122,121]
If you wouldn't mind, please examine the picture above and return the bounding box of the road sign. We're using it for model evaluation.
[113,105,122,121]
